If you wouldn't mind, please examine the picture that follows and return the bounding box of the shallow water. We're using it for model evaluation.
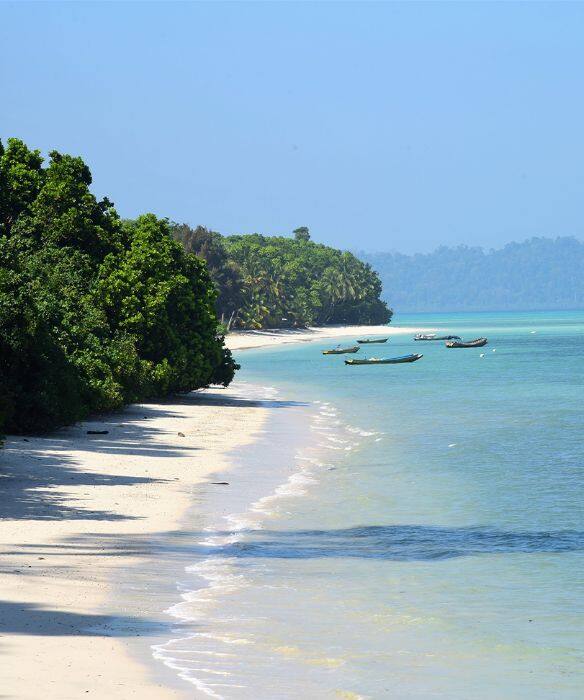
[155,311,584,699]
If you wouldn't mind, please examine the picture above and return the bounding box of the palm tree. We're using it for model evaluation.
[320,268,343,322]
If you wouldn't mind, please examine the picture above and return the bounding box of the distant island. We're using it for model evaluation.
[361,237,584,312]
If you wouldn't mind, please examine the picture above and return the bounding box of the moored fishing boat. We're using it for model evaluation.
[445,337,488,348]
[357,337,389,344]
[322,345,360,355]
[345,353,423,365]
[414,333,461,341]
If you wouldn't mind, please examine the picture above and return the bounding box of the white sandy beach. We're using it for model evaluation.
[0,324,424,699]
[225,323,429,350]
[0,387,269,699]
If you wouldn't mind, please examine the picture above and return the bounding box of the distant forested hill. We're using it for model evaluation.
[360,237,584,312]
[172,225,391,329]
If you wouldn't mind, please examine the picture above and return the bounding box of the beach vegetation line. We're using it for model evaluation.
[0,138,236,434]
[172,224,392,330]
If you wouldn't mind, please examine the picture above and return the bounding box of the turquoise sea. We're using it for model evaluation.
[154,311,584,699]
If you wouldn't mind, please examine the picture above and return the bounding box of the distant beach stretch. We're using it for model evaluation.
[225,324,428,351]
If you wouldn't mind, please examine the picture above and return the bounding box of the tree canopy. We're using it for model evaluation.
[293,226,310,242]
[0,136,391,435]
[0,138,236,434]
[172,225,392,329]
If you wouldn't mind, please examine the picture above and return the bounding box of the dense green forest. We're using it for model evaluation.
[0,138,236,434]
[172,224,391,329]
[0,138,390,436]
[362,237,584,312]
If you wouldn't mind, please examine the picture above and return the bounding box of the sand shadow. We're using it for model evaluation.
[0,388,304,523]
[0,600,163,637]
[183,392,307,409]
[0,403,181,521]
[0,449,163,522]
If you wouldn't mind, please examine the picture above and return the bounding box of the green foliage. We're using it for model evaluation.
[362,238,584,312]
[173,229,391,329]
[172,225,391,329]
[293,226,310,242]
[98,215,233,396]
[0,138,236,435]
[170,224,244,325]
[0,263,87,432]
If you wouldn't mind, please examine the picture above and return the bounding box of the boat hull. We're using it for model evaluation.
[357,338,389,344]
[445,338,488,348]
[414,335,461,341]
[322,346,360,355]
[345,353,423,365]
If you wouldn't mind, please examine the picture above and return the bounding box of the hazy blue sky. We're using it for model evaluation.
[2,1,584,253]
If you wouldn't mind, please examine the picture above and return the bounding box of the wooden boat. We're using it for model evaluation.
[345,353,423,365]
[414,334,461,341]
[445,338,488,348]
[357,337,389,344]
[322,345,360,355]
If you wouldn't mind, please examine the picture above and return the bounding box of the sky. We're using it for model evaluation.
[1,1,584,254]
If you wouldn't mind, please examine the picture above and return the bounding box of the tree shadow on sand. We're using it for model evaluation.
[0,440,167,522]
[184,390,308,410]
[0,388,306,523]
[0,403,185,522]
[0,600,165,637]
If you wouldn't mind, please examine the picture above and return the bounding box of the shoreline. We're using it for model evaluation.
[0,385,273,699]
[149,385,316,696]
[0,324,423,698]
[225,323,431,351]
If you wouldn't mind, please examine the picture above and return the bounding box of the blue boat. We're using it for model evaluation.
[345,353,423,365]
